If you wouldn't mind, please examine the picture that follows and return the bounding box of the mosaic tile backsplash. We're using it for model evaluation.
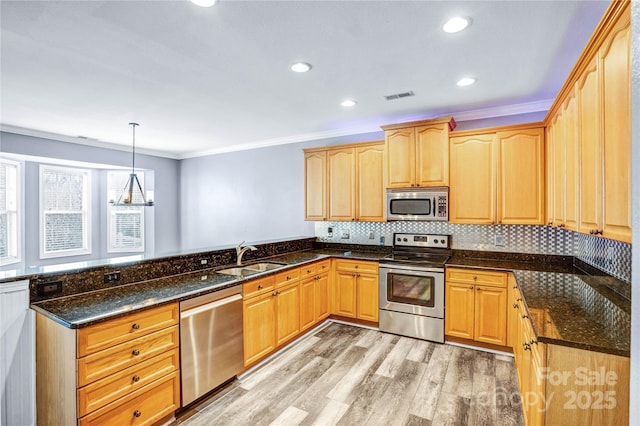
[315,222,632,283]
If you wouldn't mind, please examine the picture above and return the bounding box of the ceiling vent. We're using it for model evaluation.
[385,90,415,101]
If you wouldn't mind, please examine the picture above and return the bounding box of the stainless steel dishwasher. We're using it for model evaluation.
[180,285,244,406]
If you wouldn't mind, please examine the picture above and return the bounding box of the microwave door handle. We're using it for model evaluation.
[433,197,436,217]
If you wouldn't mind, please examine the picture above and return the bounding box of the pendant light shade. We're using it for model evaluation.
[110,123,154,207]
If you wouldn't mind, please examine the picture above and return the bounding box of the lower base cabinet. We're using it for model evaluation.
[332,259,379,322]
[36,303,181,426]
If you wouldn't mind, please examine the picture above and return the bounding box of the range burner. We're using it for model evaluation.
[381,233,451,269]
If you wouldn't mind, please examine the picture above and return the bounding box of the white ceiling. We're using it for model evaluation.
[0,0,609,159]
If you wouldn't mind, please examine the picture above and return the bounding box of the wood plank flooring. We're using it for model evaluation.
[173,323,524,426]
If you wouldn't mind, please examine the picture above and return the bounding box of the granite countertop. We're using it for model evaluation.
[447,254,631,357]
[30,249,387,329]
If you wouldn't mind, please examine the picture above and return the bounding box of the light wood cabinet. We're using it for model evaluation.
[382,117,455,188]
[243,282,276,366]
[36,303,180,426]
[327,148,356,221]
[275,282,300,346]
[304,141,384,222]
[299,277,316,332]
[545,0,631,243]
[332,259,379,322]
[445,268,507,346]
[304,151,326,221]
[450,125,545,225]
[449,133,497,224]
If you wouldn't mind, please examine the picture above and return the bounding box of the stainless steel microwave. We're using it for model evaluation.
[386,188,449,221]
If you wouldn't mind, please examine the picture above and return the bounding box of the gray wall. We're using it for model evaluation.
[0,132,180,268]
[178,132,382,250]
[630,0,639,421]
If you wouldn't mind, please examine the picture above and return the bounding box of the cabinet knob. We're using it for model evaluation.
[131,323,140,330]
[133,410,142,418]
[321,265,327,269]
[558,223,565,228]
[356,273,361,278]
[272,292,278,297]
[258,285,263,289]
[472,276,477,281]
[512,285,518,289]
[307,270,312,274]
[286,276,291,280]
[476,287,481,291]
[352,273,357,278]
[351,218,355,221]
[469,286,473,289]
[516,298,522,302]
[597,230,603,235]
[132,375,140,382]
[132,349,140,356]
[522,314,529,319]
[547,221,553,226]
[513,303,518,309]
[523,343,531,351]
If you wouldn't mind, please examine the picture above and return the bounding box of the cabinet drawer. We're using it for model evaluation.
[446,268,507,287]
[316,260,331,274]
[243,276,275,299]
[78,326,179,387]
[300,264,317,277]
[78,348,179,417]
[78,304,179,357]
[275,268,300,288]
[79,370,180,426]
[334,259,378,274]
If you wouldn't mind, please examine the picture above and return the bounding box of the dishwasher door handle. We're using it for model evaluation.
[180,293,243,319]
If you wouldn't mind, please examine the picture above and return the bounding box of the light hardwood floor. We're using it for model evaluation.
[174,322,524,426]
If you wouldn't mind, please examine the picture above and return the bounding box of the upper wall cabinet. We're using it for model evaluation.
[381,117,456,188]
[304,141,385,222]
[449,125,545,225]
[545,0,631,243]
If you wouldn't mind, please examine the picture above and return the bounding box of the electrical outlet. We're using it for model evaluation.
[494,234,505,247]
[37,281,62,296]
[327,227,333,238]
[369,231,375,239]
[341,230,350,239]
[607,246,615,265]
[104,271,121,283]
[200,258,208,265]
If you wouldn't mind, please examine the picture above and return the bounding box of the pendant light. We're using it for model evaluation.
[110,122,154,207]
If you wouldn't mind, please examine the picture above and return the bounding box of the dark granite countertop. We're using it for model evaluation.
[446,253,631,357]
[30,248,388,329]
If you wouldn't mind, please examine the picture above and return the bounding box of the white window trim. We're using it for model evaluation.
[107,171,145,253]
[0,158,21,266]
[39,165,92,259]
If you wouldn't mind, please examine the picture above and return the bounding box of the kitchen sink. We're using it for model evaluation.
[243,262,285,272]
[216,262,285,277]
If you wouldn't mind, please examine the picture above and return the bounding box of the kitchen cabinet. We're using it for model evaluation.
[546,0,631,243]
[445,268,508,346]
[382,117,455,188]
[449,125,545,225]
[243,276,277,366]
[275,281,300,346]
[36,303,180,426]
[304,141,384,222]
[332,259,379,322]
[300,260,331,332]
[304,151,327,221]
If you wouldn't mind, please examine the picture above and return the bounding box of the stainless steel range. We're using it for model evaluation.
[379,233,450,343]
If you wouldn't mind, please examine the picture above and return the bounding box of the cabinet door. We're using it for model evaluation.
[327,148,355,221]
[578,56,602,235]
[299,277,315,332]
[333,271,357,318]
[356,273,379,322]
[449,134,496,224]
[275,283,300,346]
[304,151,326,221]
[415,124,448,187]
[474,285,507,346]
[444,282,474,340]
[355,144,385,221]
[243,294,276,366]
[545,120,556,226]
[564,93,579,231]
[553,110,566,227]
[497,128,545,225]
[601,17,631,243]
[506,275,519,349]
[315,272,330,322]
[385,128,415,188]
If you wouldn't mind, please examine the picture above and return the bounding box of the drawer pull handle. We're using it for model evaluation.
[131,323,140,330]
[133,410,142,418]
[132,349,140,356]
[132,375,140,382]
[258,285,263,289]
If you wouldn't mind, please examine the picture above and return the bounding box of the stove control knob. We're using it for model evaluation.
[403,238,408,242]
[396,238,401,242]
[441,239,445,244]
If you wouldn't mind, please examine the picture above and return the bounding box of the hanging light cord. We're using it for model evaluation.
[129,122,138,174]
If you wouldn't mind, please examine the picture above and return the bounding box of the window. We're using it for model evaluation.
[107,171,144,252]
[0,159,20,266]
[40,165,91,258]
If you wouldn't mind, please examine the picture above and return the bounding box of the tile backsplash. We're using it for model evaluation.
[315,222,632,283]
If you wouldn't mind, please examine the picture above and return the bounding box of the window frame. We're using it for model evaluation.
[39,164,92,259]
[0,158,21,266]
[107,171,145,253]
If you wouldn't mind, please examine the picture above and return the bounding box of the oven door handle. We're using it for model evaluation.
[379,266,445,276]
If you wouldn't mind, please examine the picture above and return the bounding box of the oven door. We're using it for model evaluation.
[379,265,444,318]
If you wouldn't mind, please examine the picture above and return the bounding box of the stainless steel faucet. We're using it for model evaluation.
[236,241,257,266]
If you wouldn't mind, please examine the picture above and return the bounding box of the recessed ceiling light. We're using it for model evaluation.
[443,17,470,33]
[291,62,312,73]
[341,100,357,107]
[456,77,476,87]
[191,0,216,7]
